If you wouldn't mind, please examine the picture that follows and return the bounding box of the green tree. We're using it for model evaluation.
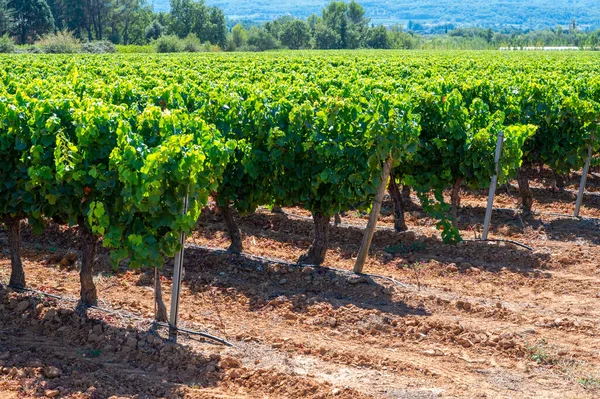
[0,0,14,35]
[313,21,338,49]
[280,19,310,49]
[169,0,200,38]
[247,26,278,51]
[365,25,390,49]
[8,0,55,43]
[206,6,226,47]
[109,0,152,45]
[145,19,163,40]
[57,0,89,39]
[230,22,247,48]
[169,0,225,46]
[320,0,367,49]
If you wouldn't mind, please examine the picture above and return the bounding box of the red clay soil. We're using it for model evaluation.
[1,172,600,398]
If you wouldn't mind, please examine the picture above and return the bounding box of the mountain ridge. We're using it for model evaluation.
[149,0,600,30]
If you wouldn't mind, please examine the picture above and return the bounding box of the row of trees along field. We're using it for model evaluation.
[0,0,409,50]
[0,0,227,46]
[1,52,598,313]
[4,0,600,51]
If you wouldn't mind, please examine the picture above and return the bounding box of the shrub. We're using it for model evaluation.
[81,40,116,54]
[37,30,81,53]
[155,35,183,53]
[17,45,43,54]
[116,45,155,53]
[183,34,203,52]
[0,37,14,53]
[0,34,15,53]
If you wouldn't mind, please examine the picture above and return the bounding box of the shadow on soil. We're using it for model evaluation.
[160,246,431,319]
[196,209,552,277]
[0,284,229,399]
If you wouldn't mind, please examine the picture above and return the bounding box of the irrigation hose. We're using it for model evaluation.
[3,284,235,347]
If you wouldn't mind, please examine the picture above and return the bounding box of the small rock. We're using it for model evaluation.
[44,366,61,379]
[455,337,472,348]
[45,389,60,398]
[446,264,459,273]
[219,356,242,370]
[44,309,56,321]
[278,278,288,285]
[328,318,337,328]
[92,324,103,335]
[205,364,216,373]
[469,267,481,274]
[348,275,367,285]
[125,337,138,348]
[16,300,30,313]
[332,388,342,395]
[520,328,536,335]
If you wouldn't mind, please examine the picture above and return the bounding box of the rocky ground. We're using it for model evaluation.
[1,169,599,398]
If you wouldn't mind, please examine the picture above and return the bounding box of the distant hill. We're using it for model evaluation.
[150,0,600,30]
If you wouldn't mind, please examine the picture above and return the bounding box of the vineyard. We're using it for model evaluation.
[1,51,600,398]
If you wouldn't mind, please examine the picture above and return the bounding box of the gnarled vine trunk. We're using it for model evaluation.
[79,220,98,307]
[154,268,168,322]
[450,178,462,226]
[4,216,25,289]
[334,213,342,226]
[517,167,534,213]
[402,185,411,202]
[388,172,408,232]
[298,212,330,266]
[554,171,566,190]
[219,203,243,253]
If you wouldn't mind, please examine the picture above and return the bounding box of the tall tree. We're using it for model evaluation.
[0,0,14,35]
[206,6,225,47]
[280,19,310,49]
[169,0,199,38]
[8,0,55,43]
[230,22,247,48]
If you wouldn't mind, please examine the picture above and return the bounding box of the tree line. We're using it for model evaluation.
[0,0,226,46]
[1,0,600,51]
[0,0,414,50]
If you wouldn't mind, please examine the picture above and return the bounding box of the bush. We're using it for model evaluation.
[81,40,116,54]
[17,45,43,54]
[37,31,81,53]
[0,34,15,53]
[182,34,203,52]
[116,45,155,53]
[155,35,183,53]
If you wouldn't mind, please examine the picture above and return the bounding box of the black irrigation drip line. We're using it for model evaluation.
[462,239,534,251]
[4,284,234,347]
[185,243,410,289]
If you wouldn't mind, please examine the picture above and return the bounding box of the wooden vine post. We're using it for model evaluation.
[354,157,393,274]
[482,131,505,240]
[574,134,595,218]
[169,189,190,342]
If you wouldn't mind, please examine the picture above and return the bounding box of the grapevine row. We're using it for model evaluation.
[1,52,599,310]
